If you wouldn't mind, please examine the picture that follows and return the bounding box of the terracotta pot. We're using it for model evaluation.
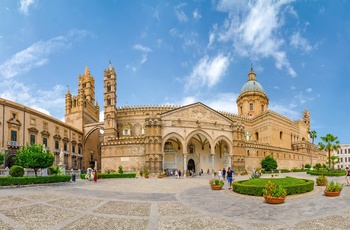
[145,175,149,178]
[263,195,286,204]
[211,185,223,190]
[317,182,326,186]
[324,191,341,197]
[157,176,163,178]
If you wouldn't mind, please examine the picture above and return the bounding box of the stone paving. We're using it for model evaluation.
[0,172,349,230]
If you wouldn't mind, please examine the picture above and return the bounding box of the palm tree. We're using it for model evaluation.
[329,155,340,170]
[309,130,317,144]
[318,134,341,170]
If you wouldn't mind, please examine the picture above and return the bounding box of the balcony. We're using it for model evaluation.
[7,141,22,147]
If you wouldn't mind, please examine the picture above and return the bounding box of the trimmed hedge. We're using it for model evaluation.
[307,170,346,176]
[80,173,136,179]
[232,177,314,196]
[0,175,71,186]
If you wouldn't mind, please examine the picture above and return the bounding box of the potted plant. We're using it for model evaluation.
[139,171,143,177]
[209,179,224,190]
[157,171,163,178]
[262,180,287,204]
[316,174,327,186]
[143,168,150,178]
[213,171,217,177]
[324,181,343,196]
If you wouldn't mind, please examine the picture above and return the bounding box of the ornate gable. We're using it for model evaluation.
[28,126,39,133]
[161,102,232,125]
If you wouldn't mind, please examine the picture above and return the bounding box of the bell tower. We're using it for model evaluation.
[103,62,118,140]
[65,65,100,131]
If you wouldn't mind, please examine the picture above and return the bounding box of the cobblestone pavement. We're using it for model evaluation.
[0,172,349,230]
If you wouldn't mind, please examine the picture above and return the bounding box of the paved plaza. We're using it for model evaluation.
[0,172,350,230]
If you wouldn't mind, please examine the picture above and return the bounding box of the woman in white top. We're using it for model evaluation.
[218,169,222,179]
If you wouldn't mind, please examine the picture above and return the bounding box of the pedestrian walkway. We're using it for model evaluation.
[0,172,349,230]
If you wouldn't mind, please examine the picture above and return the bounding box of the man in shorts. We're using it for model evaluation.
[227,167,233,189]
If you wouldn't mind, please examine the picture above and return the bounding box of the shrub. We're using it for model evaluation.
[316,175,327,184]
[209,179,224,186]
[262,181,287,198]
[325,181,343,192]
[9,165,24,177]
[49,166,62,175]
[304,163,311,169]
[0,175,71,186]
[232,177,314,196]
[118,165,123,174]
[261,156,278,171]
[80,173,136,179]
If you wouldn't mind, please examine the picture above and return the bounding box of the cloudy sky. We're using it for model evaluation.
[0,0,349,144]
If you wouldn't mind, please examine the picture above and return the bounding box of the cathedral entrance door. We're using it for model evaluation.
[187,159,195,172]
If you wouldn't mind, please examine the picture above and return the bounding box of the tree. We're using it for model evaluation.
[14,144,54,176]
[0,153,5,165]
[309,130,317,144]
[329,155,340,170]
[261,155,278,171]
[318,134,341,170]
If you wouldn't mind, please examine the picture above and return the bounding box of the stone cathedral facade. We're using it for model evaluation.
[65,64,326,174]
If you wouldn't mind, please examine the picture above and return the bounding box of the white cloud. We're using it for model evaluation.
[0,30,88,79]
[169,92,238,114]
[216,0,297,77]
[19,0,35,15]
[0,79,66,118]
[185,53,230,90]
[290,32,313,53]
[269,102,299,120]
[133,44,152,53]
[174,3,188,22]
[193,9,202,21]
[306,88,312,92]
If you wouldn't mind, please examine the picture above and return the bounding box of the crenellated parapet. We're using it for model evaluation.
[102,136,145,146]
[117,104,181,113]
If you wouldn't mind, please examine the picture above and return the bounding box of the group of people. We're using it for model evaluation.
[215,167,235,189]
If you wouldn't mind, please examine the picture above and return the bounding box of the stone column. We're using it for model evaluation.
[183,153,187,178]
[211,154,215,174]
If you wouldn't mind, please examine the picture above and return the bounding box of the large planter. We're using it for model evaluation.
[263,195,286,204]
[317,182,326,186]
[144,175,149,179]
[211,185,223,190]
[324,191,341,197]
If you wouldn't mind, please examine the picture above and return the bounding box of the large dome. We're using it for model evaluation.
[240,80,265,94]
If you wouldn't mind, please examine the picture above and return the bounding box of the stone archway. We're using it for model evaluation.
[188,159,195,172]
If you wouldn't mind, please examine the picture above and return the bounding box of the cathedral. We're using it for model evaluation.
[66,63,326,174]
[0,63,326,174]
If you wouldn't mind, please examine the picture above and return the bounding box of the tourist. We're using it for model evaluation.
[218,169,222,179]
[175,170,179,179]
[227,167,233,189]
[201,169,204,176]
[346,167,350,186]
[179,170,182,177]
[207,169,210,175]
[222,168,226,180]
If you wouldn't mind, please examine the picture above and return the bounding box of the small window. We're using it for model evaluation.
[261,105,264,112]
[64,142,67,151]
[55,126,59,134]
[43,122,48,130]
[280,131,283,140]
[250,103,254,110]
[12,113,16,119]
[107,83,112,92]
[72,145,75,153]
[11,130,17,141]
[30,117,35,125]
[64,129,68,137]
[30,134,36,144]
[82,83,86,88]
[123,124,131,136]
[55,140,59,149]
[43,137,48,147]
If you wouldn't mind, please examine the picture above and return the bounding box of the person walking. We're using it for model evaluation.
[222,168,226,180]
[346,167,350,186]
[218,169,222,179]
[227,167,233,189]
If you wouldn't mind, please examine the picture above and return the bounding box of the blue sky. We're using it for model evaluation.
[0,0,349,144]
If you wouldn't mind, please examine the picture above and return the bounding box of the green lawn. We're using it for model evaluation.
[240,177,307,187]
